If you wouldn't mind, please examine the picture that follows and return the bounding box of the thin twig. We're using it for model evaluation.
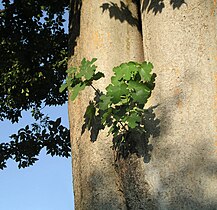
[90,84,101,96]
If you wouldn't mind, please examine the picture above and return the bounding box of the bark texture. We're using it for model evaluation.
[68,0,217,209]
[140,0,217,209]
[68,0,144,209]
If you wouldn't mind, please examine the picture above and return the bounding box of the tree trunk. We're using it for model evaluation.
[140,0,217,209]
[68,0,144,209]
[68,0,217,209]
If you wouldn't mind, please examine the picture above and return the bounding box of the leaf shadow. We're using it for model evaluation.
[82,95,160,163]
[113,105,160,163]
[170,0,187,9]
[68,0,82,56]
[142,0,165,15]
[100,1,142,32]
[141,0,187,15]
[81,90,105,142]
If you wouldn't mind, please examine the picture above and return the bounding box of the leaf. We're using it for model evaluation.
[126,113,141,129]
[99,95,112,110]
[66,76,74,87]
[59,83,68,92]
[90,58,97,63]
[106,83,128,104]
[128,81,151,104]
[70,83,86,101]
[83,67,95,80]
[55,118,61,127]
[139,62,153,82]
[113,62,138,81]
[81,58,87,66]
[66,67,77,74]
[101,108,112,124]
[132,89,150,105]
[125,62,138,79]
[113,63,130,81]
[111,76,119,85]
[128,80,142,90]
[78,58,97,80]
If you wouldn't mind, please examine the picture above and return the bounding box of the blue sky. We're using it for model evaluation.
[0,105,74,210]
[0,3,75,210]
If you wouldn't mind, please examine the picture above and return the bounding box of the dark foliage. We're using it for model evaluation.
[0,116,70,169]
[0,0,69,122]
[0,0,70,169]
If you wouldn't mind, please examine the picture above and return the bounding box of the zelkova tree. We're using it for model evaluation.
[1,0,217,209]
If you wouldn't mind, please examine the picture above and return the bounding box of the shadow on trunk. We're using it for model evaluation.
[141,0,186,14]
[69,0,82,57]
[100,1,142,33]
[81,90,161,163]
[112,105,160,163]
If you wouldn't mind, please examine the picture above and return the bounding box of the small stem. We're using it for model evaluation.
[90,84,101,96]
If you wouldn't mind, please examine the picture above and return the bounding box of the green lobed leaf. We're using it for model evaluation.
[59,83,68,92]
[66,67,77,74]
[128,80,151,104]
[132,89,150,105]
[113,62,138,82]
[111,75,119,85]
[126,112,141,129]
[101,108,112,124]
[70,83,86,101]
[106,82,128,104]
[139,62,154,82]
[77,58,97,80]
[99,95,112,110]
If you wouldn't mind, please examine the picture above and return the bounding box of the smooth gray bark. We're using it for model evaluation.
[68,0,217,209]
[68,1,144,209]
[141,0,217,209]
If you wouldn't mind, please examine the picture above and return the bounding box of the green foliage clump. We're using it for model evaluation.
[60,58,156,151]
[60,58,104,101]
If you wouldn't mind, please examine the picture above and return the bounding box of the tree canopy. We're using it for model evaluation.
[0,0,71,169]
